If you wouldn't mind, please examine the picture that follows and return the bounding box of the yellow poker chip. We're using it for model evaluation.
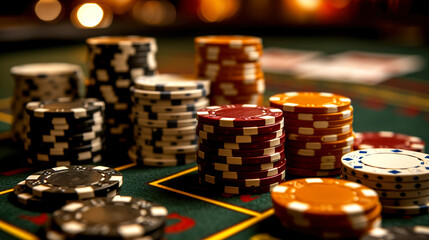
[269,92,351,114]
[271,178,379,218]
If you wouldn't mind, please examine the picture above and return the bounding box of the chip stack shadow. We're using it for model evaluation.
[25,98,105,166]
[10,63,82,145]
[195,35,265,105]
[128,74,210,167]
[269,92,354,177]
[196,104,286,194]
[86,36,157,159]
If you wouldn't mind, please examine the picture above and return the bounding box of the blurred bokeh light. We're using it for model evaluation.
[34,0,62,22]
[132,0,176,26]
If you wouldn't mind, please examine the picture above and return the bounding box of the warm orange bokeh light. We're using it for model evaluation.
[34,0,62,22]
[198,0,240,22]
[295,0,321,11]
[77,3,104,27]
[132,0,176,25]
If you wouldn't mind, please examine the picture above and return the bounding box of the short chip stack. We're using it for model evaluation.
[195,35,265,105]
[354,131,426,152]
[128,74,210,167]
[10,165,122,211]
[24,98,105,166]
[341,149,429,215]
[196,104,286,194]
[272,178,382,239]
[86,36,158,157]
[45,195,168,240]
[10,63,82,144]
[269,92,354,177]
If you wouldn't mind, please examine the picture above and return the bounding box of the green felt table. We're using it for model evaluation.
[0,36,428,240]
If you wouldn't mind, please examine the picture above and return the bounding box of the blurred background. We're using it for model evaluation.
[1,0,429,50]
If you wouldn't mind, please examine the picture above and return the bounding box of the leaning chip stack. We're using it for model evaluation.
[354,131,425,152]
[196,104,286,194]
[195,35,265,105]
[45,195,167,240]
[10,63,82,144]
[10,165,122,211]
[342,148,429,215]
[269,92,354,177]
[86,36,158,158]
[272,178,382,239]
[24,98,105,166]
[128,74,210,167]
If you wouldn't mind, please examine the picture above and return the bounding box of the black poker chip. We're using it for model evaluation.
[362,226,429,239]
[49,196,167,239]
[25,165,123,201]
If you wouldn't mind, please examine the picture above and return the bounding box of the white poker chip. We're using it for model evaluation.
[134,74,210,91]
[341,149,429,182]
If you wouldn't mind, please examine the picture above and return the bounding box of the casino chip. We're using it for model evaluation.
[269,92,354,177]
[195,35,265,105]
[196,104,285,194]
[271,178,382,239]
[341,148,429,215]
[10,165,122,212]
[24,98,106,166]
[354,131,425,152]
[10,63,82,144]
[129,74,210,166]
[86,36,158,158]
[362,226,429,240]
[46,195,167,239]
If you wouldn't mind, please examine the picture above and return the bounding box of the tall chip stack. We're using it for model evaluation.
[196,105,286,194]
[194,36,265,105]
[341,149,429,215]
[269,92,354,177]
[272,178,382,239]
[10,63,82,144]
[128,74,210,166]
[24,98,105,167]
[86,36,157,159]
[11,165,122,211]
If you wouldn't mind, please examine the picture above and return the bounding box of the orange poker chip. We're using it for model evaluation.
[271,178,379,218]
[195,45,263,53]
[283,107,354,121]
[284,117,353,129]
[286,136,354,150]
[195,35,262,47]
[269,92,351,114]
[287,130,355,143]
[284,124,352,136]
[285,145,352,157]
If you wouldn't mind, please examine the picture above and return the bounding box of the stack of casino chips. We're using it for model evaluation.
[342,149,429,215]
[194,35,265,105]
[272,178,382,239]
[45,195,167,240]
[10,63,82,144]
[353,131,425,152]
[86,36,157,155]
[362,226,429,239]
[10,165,122,211]
[128,74,210,167]
[269,92,354,177]
[24,98,105,166]
[196,104,286,194]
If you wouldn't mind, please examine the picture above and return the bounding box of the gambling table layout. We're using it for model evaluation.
[0,36,429,240]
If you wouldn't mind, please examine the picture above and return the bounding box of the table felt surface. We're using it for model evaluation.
[0,36,428,240]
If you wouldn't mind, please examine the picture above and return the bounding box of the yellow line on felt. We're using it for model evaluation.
[0,98,11,109]
[150,166,261,217]
[204,209,274,240]
[0,112,12,124]
[114,162,137,171]
[0,189,13,195]
[0,219,39,240]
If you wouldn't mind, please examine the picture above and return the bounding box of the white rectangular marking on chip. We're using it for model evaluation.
[236,135,252,143]
[273,185,287,193]
[26,175,40,181]
[113,195,132,202]
[223,172,237,179]
[226,157,242,165]
[261,116,275,125]
[118,224,144,237]
[219,118,235,127]
[245,179,260,187]
[76,187,95,199]
[225,186,239,194]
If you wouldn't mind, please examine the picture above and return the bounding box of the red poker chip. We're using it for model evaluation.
[197,161,286,179]
[286,160,342,170]
[197,105,283,127]
[286,166,341,177]
[284,145,352,157]
[198,178,280,194]
[196,157,286,172]
[198,143,284,157]
[198,129,284,143]
[198,170,285,188]
[353,131,425,152]
[197,120,283,136]
[198,150,285,165]
[199,133,285,150]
